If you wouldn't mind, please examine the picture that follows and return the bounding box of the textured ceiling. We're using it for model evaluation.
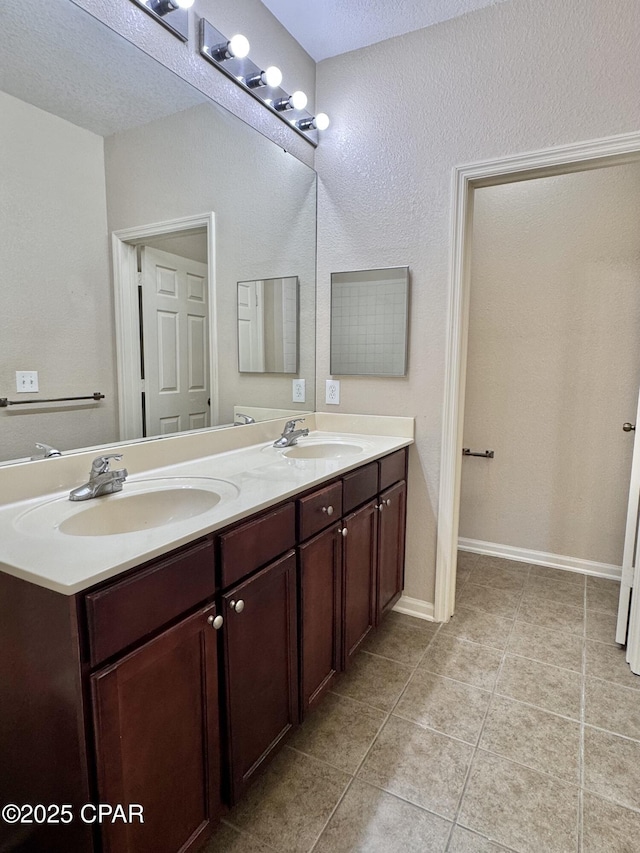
[0,0,206,137]
[259,0,508,61]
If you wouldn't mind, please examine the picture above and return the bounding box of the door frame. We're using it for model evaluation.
[112,213,217,440]
[434,131,640,623]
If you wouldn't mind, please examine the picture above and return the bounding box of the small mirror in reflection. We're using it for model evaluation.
[237,277,299,373]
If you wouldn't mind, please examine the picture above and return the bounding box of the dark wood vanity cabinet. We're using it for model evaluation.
[221,551,298,803]
[376,479,407,619]
[91,602,223,853]
[342,500,379,667]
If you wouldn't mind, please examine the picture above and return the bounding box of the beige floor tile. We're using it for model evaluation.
[458,751,579,853]
[479,695,580,783]
[584,727,640,810]
[528,565,585,586]
[227,747,350,853]
[440,606,513,650]
[507,620,583,672]
[360,611,437,666]
[522,576,585,609]
[289,693,385,774]
[585,609,618,645]
[468,562,529,592]
[448,826,515,852]
[456,583,522,619]
[457,568,472,590]
[586,577,621,614]
[312,779,451,853]
[204,822,277,852]
[395,670,491,744]
[582,792,640,853]
[458,551,480,571]
[585,677,640,740]
[496,654,582,719]
[475,556,531,575]
[585,640,640,690]
[420,635,504,691]
[357,715,473,819]
[516,597,584,635]
[331,651,413,711]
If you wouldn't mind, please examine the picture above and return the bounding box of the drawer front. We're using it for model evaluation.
[342,462,378,513]
[220,502,295,588]
[379,448,407,491]
[85,538,216,667]
[298,481,343,541]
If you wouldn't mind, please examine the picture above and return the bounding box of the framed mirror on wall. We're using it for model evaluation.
[0,0,316,465]
[330,267,410,376]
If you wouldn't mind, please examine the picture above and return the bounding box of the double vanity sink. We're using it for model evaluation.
[0,413,413,853]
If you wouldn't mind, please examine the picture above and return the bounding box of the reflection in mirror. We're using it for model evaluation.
[237,277,298,373]
[0,0,316,465]
[330,268,410,377]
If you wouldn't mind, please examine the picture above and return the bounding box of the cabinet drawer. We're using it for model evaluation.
[85,538,216,667]
[220,502,295,588]
[379,448,407,491]
[298,481,343,541]
[343,462,378,513]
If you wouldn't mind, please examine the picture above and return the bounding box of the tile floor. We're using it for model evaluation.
[205,553,640,853]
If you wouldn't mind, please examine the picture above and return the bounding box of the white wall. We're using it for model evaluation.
[460,164,640,566]
[0,91,117,461]
[315,0,640,606]
[74,0,317,168]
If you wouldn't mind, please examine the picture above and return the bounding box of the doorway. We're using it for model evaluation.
[434,132,640,623]
[112,213,217,441]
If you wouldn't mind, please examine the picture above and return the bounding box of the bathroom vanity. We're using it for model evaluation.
[0,415,411,853]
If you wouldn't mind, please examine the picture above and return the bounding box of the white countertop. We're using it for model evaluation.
[0,415,413,595]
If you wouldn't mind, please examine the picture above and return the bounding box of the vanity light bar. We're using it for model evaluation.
[129,0,192,41]
[199,19,326,146]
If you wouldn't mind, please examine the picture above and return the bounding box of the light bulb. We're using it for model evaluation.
[290,90,307,111]
[174,0,194,8]
[263,66,283,88]
[228,33,250,58]
[314,112,330,130]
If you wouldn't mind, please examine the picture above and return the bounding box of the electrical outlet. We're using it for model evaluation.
[292,378,306,403]
[325,379,340,405]
[16,371,38,393]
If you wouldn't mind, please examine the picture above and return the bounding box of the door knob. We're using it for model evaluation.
[623,423,636,432]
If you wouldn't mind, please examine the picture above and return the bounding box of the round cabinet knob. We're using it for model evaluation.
[230,599,245,613]
[623,423,636,432]
[385,499,392,507]
[207,614,224,630]
[377,504,384,512]
[339,527,348,537]
[322,505,334,516]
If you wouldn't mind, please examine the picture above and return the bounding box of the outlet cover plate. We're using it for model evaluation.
[326,379,340,405]
[292,379,306,403]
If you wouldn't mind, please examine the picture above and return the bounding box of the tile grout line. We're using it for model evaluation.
[442,561,532,852]
[307,623,445,853]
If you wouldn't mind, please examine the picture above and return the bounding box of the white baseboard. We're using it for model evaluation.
[393,596,436,621]
[458,537,621,581]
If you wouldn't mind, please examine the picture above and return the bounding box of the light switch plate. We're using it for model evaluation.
[326,379,340,405]
[292,378,306,403]
[16,371,38,393]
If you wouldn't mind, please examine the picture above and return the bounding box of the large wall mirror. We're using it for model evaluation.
[0,0,316,465]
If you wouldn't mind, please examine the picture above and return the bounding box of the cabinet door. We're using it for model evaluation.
[222,551,298,802]
[342,501,377,667]
[377,480,407,619]
[299,525,342,716]
[91,603,222,853]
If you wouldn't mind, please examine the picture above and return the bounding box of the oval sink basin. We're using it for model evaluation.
[282,442,365,459]
[14,477,239,538]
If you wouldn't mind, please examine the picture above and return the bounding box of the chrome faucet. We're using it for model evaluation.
[31,442,62,460]
[234,413,256,425]
[273,418,309,448]
[69,454,128,501]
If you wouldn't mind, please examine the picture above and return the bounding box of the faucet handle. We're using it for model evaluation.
[33,443,62,459]
[91,454,123,474]
[284,417,306,433]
